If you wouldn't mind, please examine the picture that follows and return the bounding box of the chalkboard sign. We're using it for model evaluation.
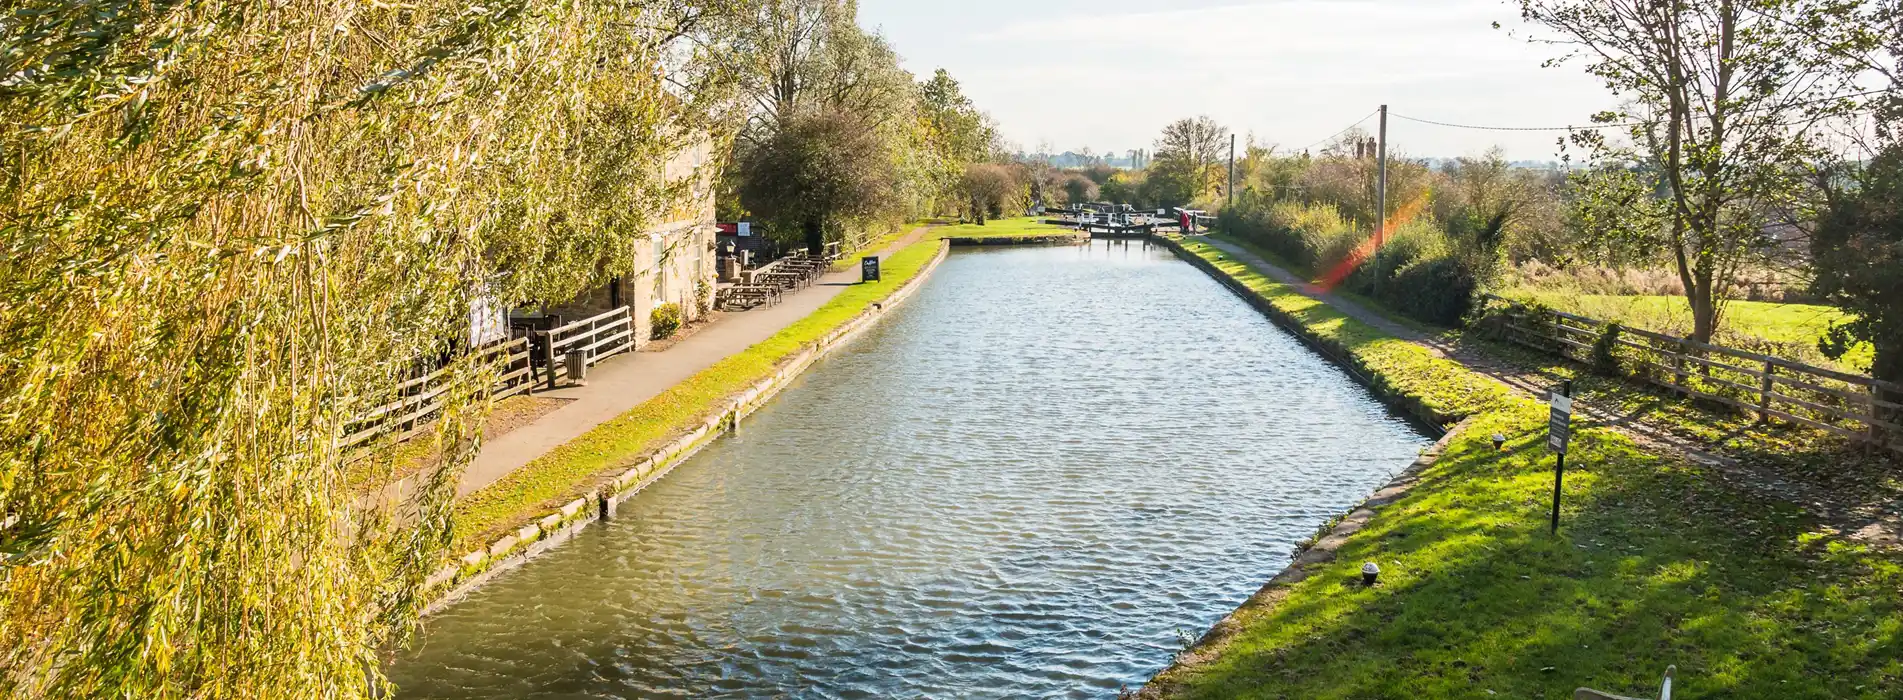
[1548,391,1573,453]
[861,256,880,282]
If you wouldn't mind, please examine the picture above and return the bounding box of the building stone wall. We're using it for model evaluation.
[550,136,718,349]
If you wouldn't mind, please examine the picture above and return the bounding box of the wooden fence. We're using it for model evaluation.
[532,305,636,390]
[1481,295,1902,454]
[340,306,636,452]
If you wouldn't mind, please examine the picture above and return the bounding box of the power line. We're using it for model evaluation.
[1390,90,1890,133]
[1389,113,1638,132]
[1293,109,1380,153]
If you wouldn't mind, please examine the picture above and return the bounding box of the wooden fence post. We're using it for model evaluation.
[540,330,558,391]
[1758,359,1775,424]
[1870,383,1884,450]
[1672,338,1689,397]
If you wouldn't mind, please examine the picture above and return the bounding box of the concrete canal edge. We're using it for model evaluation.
[421,241,953,614]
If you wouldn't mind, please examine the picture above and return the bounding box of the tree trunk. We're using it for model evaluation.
[804,217,824,256]
[1690,293,1717,345]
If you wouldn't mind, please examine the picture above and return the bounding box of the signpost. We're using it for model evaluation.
[1548,380,1574,534]
[861,256,881,283]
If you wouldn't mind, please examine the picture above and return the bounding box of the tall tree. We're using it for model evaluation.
[1149,116,1231,207]
[739,109,897,251]
[918,69,1000,212]
[0,0,728,696]
[1813,147,1903,398]
[722,0,930,243]
[1520,0,1885,342]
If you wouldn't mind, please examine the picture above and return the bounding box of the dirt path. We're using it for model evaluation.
[1196,235,1900,548]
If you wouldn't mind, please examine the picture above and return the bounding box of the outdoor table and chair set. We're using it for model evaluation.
[715,249,833,311]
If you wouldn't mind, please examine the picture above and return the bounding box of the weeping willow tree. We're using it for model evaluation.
[0,0,736,696]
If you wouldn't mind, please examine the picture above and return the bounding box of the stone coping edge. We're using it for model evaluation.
[420,240,953,614]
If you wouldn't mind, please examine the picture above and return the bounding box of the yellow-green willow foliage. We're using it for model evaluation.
[0,0,735,696]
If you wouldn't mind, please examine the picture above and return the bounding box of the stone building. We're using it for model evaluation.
[540,136,719,347]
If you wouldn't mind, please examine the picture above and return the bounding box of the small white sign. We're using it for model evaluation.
[1551,393,1573,414]
[737,222,752,237]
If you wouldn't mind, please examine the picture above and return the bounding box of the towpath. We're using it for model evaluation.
[1193,234,1900,547]
[457,225,935,496]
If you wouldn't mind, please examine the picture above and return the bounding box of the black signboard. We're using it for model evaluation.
[1548,392,1573,454]
[1548,381,1574,534]
[861,256,881,282]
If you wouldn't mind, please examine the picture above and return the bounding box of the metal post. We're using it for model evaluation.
[1227,133,1237,206]
[1551,380,1572,535]
[1375,104,1389,294]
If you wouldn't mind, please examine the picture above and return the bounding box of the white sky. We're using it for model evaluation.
[858,0,1620,161]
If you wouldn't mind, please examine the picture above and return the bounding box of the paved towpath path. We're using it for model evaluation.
[458,226,935,497]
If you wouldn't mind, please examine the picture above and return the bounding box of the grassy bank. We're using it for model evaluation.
[1177,238,1515,427]
[933,216,1075,241]
[453,238,948,548]
[1149,241,1903,699]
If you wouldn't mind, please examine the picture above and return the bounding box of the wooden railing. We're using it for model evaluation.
[533,306,636,390]
[340,337,534,451]
[340,306,637,451]
[1481,295,1901,454]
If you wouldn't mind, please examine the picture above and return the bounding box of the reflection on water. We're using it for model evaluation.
[389,240,1429,698]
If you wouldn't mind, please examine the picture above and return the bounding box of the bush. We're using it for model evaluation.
[1377,256,1478,326]
[1591,322,1625,376]
[650,303,683,340]
[695,280,714,316]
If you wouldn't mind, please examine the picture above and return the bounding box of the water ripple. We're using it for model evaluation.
[390,240,1428,698]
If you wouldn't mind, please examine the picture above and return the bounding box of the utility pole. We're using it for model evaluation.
[1375,104,1388,294]
[1227,133,1237,206]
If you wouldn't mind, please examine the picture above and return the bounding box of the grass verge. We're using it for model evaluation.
[453,238,948,548]
[1177,238,1514,427]
[1149,239,1903,699]
[932,216,1075,240]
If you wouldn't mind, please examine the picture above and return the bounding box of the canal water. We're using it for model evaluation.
[389,240,1429,698]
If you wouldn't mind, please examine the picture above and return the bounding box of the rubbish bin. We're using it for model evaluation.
[565,349,589,386]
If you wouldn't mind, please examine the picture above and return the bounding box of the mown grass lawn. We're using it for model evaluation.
[1169,403,1902,699]
[1153,240,1903,700]
[453,238,948,549]
[931,216,1074,240]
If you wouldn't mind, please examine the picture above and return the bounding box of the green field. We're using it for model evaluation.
[1504,291,1873,372]
[1146,241,1903,700]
